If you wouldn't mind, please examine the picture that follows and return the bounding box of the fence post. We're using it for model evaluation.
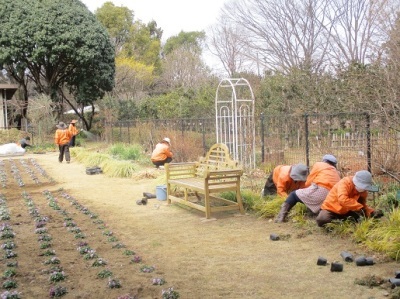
[202,120,206,156]
[110,122,113,144]
[119,122,122,142]
[304,114,310,168]
[260,113,265,163]
[365,112,371,172]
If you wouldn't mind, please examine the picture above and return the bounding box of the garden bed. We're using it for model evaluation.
[0,152,398,298]
[0,157,173,298]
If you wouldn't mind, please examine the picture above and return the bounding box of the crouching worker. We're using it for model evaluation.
[262,164,308,197]
[151,137,173,169]
[275,154,340,223]
[316,170,383,227]
[18,136,31,149]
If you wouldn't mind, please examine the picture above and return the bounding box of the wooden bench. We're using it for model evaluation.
[165,143,245,219]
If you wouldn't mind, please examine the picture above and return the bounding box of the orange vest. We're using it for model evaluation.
[151,142,173,162]
[54,128,72,145]
[68,124,78,136]
[273,165,305,197]
[304,162,340,190]
[321,176,374,216]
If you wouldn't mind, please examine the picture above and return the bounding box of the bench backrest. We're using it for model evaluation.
[196,143,239,176]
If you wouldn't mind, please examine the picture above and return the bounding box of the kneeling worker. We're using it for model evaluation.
[316,170,383,227]
[262,164,308,198]
[19,136,31,149]
[275,154,340,223]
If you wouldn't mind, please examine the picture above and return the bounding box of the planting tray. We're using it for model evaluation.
[86,166,102,175]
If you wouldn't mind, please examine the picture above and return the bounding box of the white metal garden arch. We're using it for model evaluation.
[215,78,255,169]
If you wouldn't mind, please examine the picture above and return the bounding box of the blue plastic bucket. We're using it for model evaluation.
[156,185,167,201]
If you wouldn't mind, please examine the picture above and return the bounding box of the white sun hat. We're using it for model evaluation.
[163,137,171,145]
[352,170,374,191]
[322,154,337,165]
[289,164,308,181]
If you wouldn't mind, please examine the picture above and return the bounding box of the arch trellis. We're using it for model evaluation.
[215,78,255,169]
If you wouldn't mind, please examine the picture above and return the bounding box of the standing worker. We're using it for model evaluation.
[68,120,79,147]
[151,137,173,169]
[54,122,72,163]
[262,164,308,197]
[275,154,341,223]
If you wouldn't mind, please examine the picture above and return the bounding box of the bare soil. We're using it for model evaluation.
[0,151,398,299]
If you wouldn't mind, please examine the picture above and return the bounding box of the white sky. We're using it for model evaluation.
[81,0,227,41]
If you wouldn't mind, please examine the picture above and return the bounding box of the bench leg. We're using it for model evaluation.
[184,188,188,201]
[167,183,171,204]
[204,189,211,219]
[236,190,245,215]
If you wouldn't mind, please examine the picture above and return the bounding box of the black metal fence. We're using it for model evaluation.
[104,112,400,179]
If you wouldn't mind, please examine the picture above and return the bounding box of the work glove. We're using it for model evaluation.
[370,209,384,219]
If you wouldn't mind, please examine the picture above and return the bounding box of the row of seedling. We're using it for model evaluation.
[19,160,39,184]
[43,190,124,292]
[0,161,7,188]
[22,191,67,298]
[59,192,153,269]
[0,193,21,299]
[0,158,54,189]
[58,191,175,297]
[8,160,24,187]
[28,158,55,183]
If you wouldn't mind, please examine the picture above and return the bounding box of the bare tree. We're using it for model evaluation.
[214,0,399,74]
[325,0,398,67]
[374,13,400,128]
[160,45,210,90]
[220,0,331,73]
[207,18,249,77]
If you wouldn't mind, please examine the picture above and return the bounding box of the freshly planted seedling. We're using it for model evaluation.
[0,290,21,299]
[112,243,126,249]
[92,258,107,267]
[35,227,48,234]
[3,250,17,259]
[161,287,180,299]
[1,241,15,250]
[38,235,52,242]
[44,257,61,265]
[49,285,67,298]
[40,242,52,249]
[152,278,166,285]
[131,256,142,263]
[5,262,17,268]
[49,271,66,283]
[123,250,135,256]
[107,236,118,242]
[140,265,155,273]
[97,269,112,278]
[74,232,85,239]
[41,249,56,256]
[2,269,16,279]
[83,250,98,260]
[107,278,121,289]
[2,279,17,289]
[77,246,91,255]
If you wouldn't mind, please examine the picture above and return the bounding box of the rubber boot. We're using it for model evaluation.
[275,202,293,223]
